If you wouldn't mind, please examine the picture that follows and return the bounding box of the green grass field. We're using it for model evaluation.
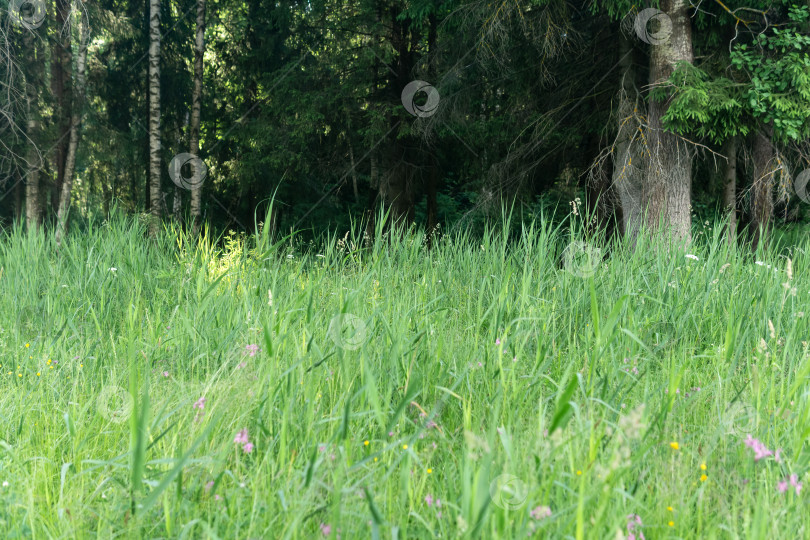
[1,213,808,539]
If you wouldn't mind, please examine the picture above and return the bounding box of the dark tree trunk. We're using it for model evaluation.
[722,136,738,245]
[750,128,774,251]
[612,32,645,245]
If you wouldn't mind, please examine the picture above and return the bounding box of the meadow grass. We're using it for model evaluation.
[0,210,808,539]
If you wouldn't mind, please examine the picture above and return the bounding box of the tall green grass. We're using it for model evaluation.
[0,210,808,538]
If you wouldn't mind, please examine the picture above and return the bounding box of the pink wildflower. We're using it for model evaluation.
[425,494,433,507]
[320,523,332,536]
[234,428,249,445]
[744,435,773,461]
[530,505,551,520]
[244,344,260,357]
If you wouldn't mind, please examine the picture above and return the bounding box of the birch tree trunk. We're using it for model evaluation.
[644,0,694,246]
[148,0,163,237]
[56,11,89,246]
[23,27,43,232]
[189,0,206,238]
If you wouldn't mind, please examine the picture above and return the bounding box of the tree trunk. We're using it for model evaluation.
[644,0,694,246]
[51,0,73,216]
[14,172,22,224]
[722,136,738,246]
[189,0,206,238]
[612,33,645,246]
[348,141,360,204]
[56,13,89,247]
[23,28,43,232]
[148,0,163,236]
[365,154,379,246]
[750,128,774,251]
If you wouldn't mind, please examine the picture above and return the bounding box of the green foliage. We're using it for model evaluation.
[659,63,749,144]
[730,5,810,141]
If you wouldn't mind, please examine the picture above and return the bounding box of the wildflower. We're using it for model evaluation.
[790,474,802,495]
[775,448,782,463]
[576,470,582,476]
[403,444,408,450]
[427,468,432,474]
[194,397,206,410]
[668,521,674,527]
[162,371,169,377]
[743,435,773,461]
[364,440,369,446]
[700,463,706,471]
[778,480,789,494]
[109,267,117,272]
[1,481,8,487]
[242,442,254,454]
[425,494,433,507]
[685,254,699,261]
[670,442,679,450]
[626,514,645,540]
[320,523,332,536]
[666,506,673,512]
[234,428,249,445]
[530,505,552,520]
[204,481,214,492]
[700,474,707,482]
[244,344,260,357]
